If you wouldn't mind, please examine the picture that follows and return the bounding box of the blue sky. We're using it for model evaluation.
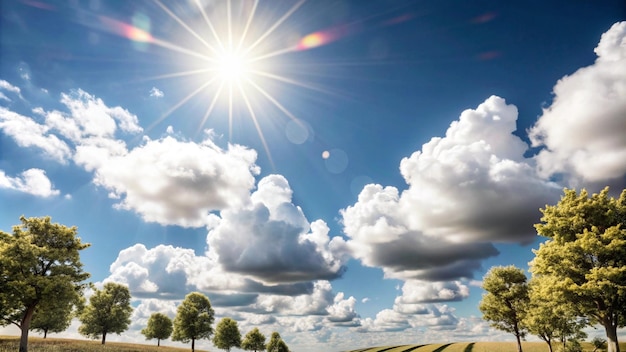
[1,1,625,351]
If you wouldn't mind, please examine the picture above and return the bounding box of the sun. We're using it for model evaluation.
[215,50,251,83]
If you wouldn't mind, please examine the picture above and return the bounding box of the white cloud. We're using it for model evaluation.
[207,174,346,283]
[0,80,23,100]
[150,87,164,98]
[394,280,469,305]
[529,21,626,184]
[92,136,259,227]
[340,96,560,281]
[0,107,72,163]
[0,168,60,197]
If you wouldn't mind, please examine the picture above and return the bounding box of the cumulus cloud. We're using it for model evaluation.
[0,107,72,163]
[529,21,626,184]
[340,96,560,281]
[207,174,346,283]
[395,280,469,304]
[0,168,60,197]
[150,87,164,98]
[92,136,259,227]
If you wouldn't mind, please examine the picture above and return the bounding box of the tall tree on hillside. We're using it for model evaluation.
[0,216,91,352]
[141,312,173,347]
[172,292,215,352]
[242,327,266,352]
[479,265,529,352]
[530,187,626,352]
[78,282,133,344]
[213,317,241,352]
[524,276,587,352]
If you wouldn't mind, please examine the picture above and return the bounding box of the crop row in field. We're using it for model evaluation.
[345,341,626,352]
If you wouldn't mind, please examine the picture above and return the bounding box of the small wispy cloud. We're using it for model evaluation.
[149,87,164,98]
[0,80,24,100]
[0,168,60,197]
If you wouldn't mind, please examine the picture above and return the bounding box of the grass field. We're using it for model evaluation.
[345,341,626,352]
[0,336,206,352]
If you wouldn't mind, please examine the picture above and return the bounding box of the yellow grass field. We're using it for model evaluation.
[0,335,207,352]
[345,341,626,352]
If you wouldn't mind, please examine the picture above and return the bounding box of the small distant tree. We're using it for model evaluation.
[592,337,607,352]
[479,265,529,352]
[141,313,173,347]
[78,282,133,344]
[29,283,82,338]
[242,327,266,352]
[266,332,289,352]
[0,216,90,352]
[172,292,215,352]
[213,317,241,351]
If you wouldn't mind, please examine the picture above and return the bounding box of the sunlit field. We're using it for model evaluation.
[344,341,626,352]
[0,336,206,352]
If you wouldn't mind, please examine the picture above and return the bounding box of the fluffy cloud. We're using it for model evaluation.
[207,174,346,283]
[150,87,164,98]
[340,96,560,281]
[395,280,469,304]
[93,136,259,227]
[0,168,60,197]
[529,21,626,184]
[0,107,72,163]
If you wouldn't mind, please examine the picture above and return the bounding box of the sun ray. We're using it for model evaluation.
[237,0,259,51]
[237,82,275,169]
[250,70,339,96]
[249,46,296,63]
[227,0,233,50]
[193,0,225,51]
[154,0,218,54]
[150,37,215,62]
[146,77,219,132]
[245,0,306,55]
[133,68,213,83]
[195,81,226,139]
[228,83,234,141]
[245,77,300,123]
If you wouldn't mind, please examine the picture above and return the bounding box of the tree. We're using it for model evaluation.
[29,282,82,338]
[0,216,90,352]
[266,332,289,352]
[141,312,173,347]
[213,317,241,351]
[591,336,607,352]
[172,292,215,352]
[479,265,529,352]
[242,327,266,352]
[78,282,133,344]
[530,188,626,352]
[524,276,587,352]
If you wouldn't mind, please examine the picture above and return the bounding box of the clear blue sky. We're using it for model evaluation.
[1,1,625,351]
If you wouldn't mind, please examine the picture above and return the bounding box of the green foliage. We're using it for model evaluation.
[212,317,241,351]
[172,292,214,351]
[242,328,266,352]
[29,282,81,338]
[0,216,90,352]
[141,313,173,347]
[530,187,626,352]
[479,265,528,352]
[592,336,608,352]
[266,332,289,352]
[78,282,133,344]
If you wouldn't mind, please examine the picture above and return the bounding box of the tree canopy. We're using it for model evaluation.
[0,216,90,352]
[213,317,241,351]
[242,327,266,352]
[172,292,215,352]
[530,187,626,352]
[78,282,133,345]
[479,265,529,352]
[266,332,289,352]
[29,283,83,339]
[141,312,173,347]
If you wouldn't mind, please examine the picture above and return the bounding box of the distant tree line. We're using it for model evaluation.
[0,216,290,352]
[479,187,626,352]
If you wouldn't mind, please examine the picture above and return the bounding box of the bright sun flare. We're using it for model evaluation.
[215,50,251,82]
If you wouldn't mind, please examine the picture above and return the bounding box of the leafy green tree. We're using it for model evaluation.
[213,317,241,351]
[591,336,607,352]
[242,327,266,352]
[479,265,529,352]
[141,312,173,347]
[29,282,82,338]
[524,276,587,352]
[266,332,289,352]
[0,216,90,352]
[530,188,626,352]
[172,292,215,352]
[78,282,133,344]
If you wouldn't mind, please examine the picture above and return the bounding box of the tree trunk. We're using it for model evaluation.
[43,328,48,339]
[101,332,107,345]
[605,323,620,352]
[157,338,160,347]
[19,305,36,352]
[191,338,195,352]
[545,340,553,352]
[515,333,523,352]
